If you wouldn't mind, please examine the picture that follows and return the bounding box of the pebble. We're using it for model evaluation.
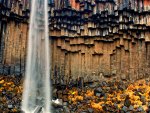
[122,106,128,112]
[89,83,98,88]
[94,87,103,93]
[140,96,146,105]
[8,104,13,108]
[137,106,144,112]
[95,92,101,97]
[88,108,93,113]
[63,102,68,106]
[129,105,134,111]
[124,95,131,107]
[63,106,70,113]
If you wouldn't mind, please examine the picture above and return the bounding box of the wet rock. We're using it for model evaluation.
[77,77,84,89]
[121,74,126,80]
[95,87,103,93]
[85,100,91,104]
[0,65,3,74]
[94,87,103,97]
[56,108,64,113]
[57,90,63,98]
[3,66,9,75]
[63,106,70,113]
[8,104,13,109]
[14,65,21,76]
[80,111,88,113]
[122,106,128,112]
[118,83,126,91]
[72,106,77,112]
[68,80,75,88]
[103,72,111,77]
[119,86,126,91]
[101,81,108,87]
[114,103,118,108]
[111,70,117,75]
[63,102,68,106]
[89,82,98,88]
[52,88,57,99]
[129,105,134,111]
[140,96,146,105]
[124,95,131,107]
[63,89,68,95]
[52,99,63,108]
[137,106,144,112]
[88,108,93,113]
[146,106,150,113]
[62,95,68,102]
[95,93,101,97]
[105,87,110,91]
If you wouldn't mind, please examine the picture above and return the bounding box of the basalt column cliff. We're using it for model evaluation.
[0,0,29,76]
[0,0,150,84]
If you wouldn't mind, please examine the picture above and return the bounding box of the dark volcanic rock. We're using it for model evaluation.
[87,108,93,113]
[124,95,131,107]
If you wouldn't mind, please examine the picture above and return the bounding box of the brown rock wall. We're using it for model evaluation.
[0,0,150,84]
[0,21,28,75]
[51,37,150,84]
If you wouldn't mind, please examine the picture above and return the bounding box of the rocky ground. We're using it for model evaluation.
[1,76,150,113]
[0,76,23,113]
[52,79,150,113]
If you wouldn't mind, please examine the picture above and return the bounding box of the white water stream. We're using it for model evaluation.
[21,0,51,112]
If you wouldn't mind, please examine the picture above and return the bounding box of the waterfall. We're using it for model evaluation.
[21,0,51,112]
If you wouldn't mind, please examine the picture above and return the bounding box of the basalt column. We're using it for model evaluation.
[0,0,150,84]
[50,0,150,84]
[0,0,29,76]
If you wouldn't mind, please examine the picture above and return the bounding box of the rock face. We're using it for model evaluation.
[0,0,150,84]
[0,0,29,76]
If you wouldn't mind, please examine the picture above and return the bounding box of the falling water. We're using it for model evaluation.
[21,0,51,112]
